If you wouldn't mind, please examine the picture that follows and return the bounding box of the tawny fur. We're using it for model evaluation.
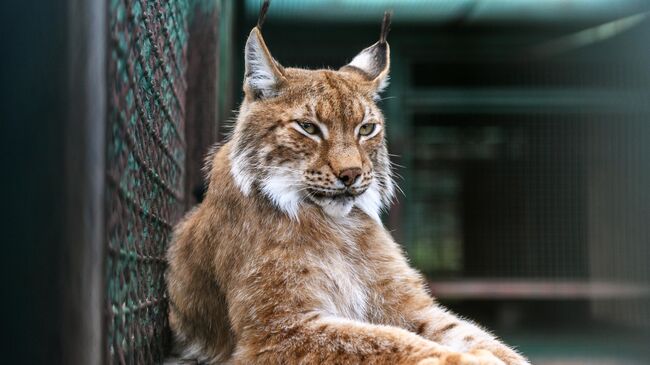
[166,21,530,365]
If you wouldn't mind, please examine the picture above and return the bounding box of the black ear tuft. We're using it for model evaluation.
[257,0,271,30]
[379,10,392,44]
[339,11,392,98]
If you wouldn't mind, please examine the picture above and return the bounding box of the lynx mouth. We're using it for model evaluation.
[312,191,352,200]
[308,187,367,201]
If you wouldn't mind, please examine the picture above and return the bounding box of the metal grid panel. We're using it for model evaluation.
[392,31,650,333]
[394,25,650,286]
[406,115,588,278]
[105,0,189,363]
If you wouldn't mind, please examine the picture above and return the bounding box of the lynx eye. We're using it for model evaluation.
[358,123,376,137]
[298,121,319,135]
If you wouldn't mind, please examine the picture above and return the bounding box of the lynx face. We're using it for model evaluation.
[230,28,394,221]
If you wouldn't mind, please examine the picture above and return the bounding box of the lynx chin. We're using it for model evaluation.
[166,3,530,364]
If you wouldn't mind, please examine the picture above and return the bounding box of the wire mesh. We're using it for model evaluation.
[397,31,650,327]
[407,115,589,279]
[105,0,189,363]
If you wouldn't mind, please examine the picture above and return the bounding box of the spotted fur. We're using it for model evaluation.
[166,8,530,365]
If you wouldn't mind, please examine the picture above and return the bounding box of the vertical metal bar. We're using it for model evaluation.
[62,0,106,363]
[185,1,221,208]
[218,0,236,132]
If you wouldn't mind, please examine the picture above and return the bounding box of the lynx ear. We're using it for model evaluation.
[244,2,285,99]
[341,11,392,98]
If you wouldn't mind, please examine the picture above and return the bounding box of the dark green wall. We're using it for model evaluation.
[1,0,68,363]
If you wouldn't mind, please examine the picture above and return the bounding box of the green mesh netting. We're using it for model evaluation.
[105,0,190,363]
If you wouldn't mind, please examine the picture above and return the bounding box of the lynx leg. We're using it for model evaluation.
[231,315,505,365]
[410,306,529,365]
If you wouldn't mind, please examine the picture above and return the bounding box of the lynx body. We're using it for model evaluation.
[166,7,529,365]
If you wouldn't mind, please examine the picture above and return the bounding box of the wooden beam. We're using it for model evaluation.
[430,280,650,300]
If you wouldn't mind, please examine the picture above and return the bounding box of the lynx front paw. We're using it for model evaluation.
[474,346,532,365]
[416,349,506,365]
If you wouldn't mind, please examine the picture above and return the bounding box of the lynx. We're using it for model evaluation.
[166,4,530,365]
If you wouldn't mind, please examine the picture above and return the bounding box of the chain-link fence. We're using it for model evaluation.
[105,0,190,363]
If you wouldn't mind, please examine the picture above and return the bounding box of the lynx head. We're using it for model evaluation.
[230,6,394,222]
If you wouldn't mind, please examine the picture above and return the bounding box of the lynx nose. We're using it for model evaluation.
[338,168,362,187]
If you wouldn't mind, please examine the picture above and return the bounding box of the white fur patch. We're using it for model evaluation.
[176,334,223,365]
[181,341,205,361]
[348,47,390,100]
[318,198,355,218]
[309,247,367,320]
[374,74,390,98]
[245,31,279,98]
[354,181,383,222]
[315,121,329,140]
[260,172,302,220]
[349,50,374,73]
[229,148,254,196]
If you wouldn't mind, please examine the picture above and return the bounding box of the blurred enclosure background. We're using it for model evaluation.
[239,1,650,364]
[3,0,650,364]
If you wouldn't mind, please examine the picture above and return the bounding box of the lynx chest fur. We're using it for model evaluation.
[273,216,373,322]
